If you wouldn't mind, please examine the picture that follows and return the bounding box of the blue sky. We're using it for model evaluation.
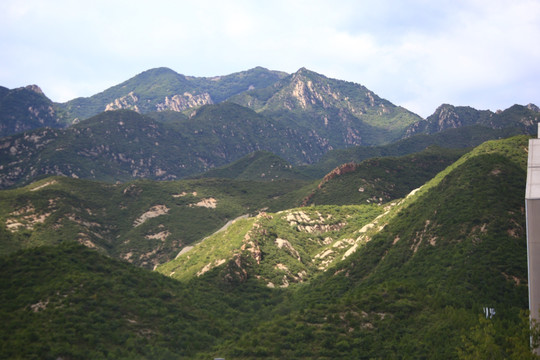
[1,0,539,117]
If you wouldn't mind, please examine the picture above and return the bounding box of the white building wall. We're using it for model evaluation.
[527,136,540,338]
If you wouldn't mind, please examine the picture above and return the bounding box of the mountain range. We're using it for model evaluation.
[0,66,539,358]
[0,135,533,358]
[0,66,538,189]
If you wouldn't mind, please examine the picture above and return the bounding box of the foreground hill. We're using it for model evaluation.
[0,243,287,359]
[157,135,532,358]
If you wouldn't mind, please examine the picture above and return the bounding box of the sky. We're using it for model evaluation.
[1,0,539,118]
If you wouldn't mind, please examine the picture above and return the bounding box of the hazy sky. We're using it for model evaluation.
[1,0,539,117]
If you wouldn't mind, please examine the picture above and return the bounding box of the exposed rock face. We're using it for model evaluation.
[105,92,140,112]
[133,205,170,227]
[190,198,218,208]
[105,91,213,113]
[275,237,301,261]
[318,163,359,188]
[528,103,540,112]
[25,85,44,95]
[155,93,213,112]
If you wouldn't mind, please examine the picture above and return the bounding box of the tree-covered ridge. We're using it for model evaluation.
[157,204,385,285]
[0,106,325,189]
[406,103,540,136]
[0,243,288,359]
[301,125,527,178]
[193,150,312,181]
[302,145,467,206]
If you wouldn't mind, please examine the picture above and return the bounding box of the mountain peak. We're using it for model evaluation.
[527,103,540,112]
[24,84,44,95]
[293,67,319,78]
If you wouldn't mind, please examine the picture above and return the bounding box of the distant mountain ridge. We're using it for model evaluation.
[0,105,325,189]
[230,67,422,146]
[56,66,288,123]
[0,66,538,189]
[405,103,540,136]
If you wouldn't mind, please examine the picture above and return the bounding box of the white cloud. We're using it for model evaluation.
[0,0,538,116]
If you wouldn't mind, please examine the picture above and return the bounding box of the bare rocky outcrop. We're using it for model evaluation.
[6,204,52,232]
[275,238,301,261]
[105,92,140,112]
[190,197,218,208]
[285,210,346,234]
[133,205,169,227]
[155,93,213,112]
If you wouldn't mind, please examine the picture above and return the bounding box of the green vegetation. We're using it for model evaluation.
[193,150,312,181]
[0,107,324,189]
[409,103,539,136]
[230,67,423,147]
[0,243,286,359]
[56,67,287,122]
[300,125,527,178]
[164,135,534,358]
[0,175,311,268]
[303,145,467,206]
[157,204,384,285]
[0,85,63,137]
[2,65,540,359]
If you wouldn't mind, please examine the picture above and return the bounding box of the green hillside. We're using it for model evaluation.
[406,103,539,136]
[194,150,313,181]
[0,243,286,359]
[160,135,534,358]
[301,125,526,178]
[302,145,467,206]
[0,135,536,359]
[0,106,328,189]
[0,175,310,268]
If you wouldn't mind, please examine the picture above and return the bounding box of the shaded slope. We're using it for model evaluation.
[0,85,63,137]
[301,125,525,178]
[0,105,327,189]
